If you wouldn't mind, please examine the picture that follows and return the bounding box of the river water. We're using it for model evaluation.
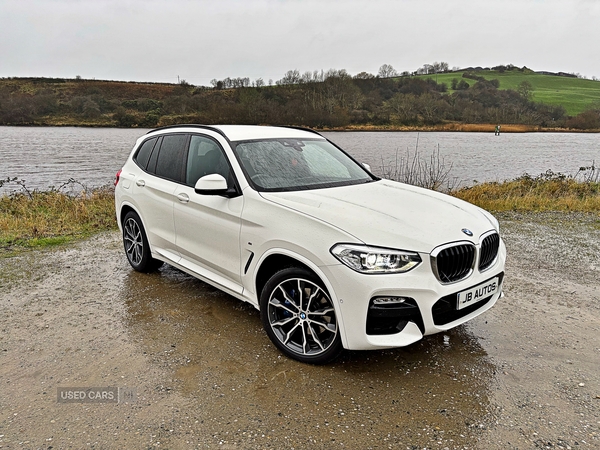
[0,126,598,194]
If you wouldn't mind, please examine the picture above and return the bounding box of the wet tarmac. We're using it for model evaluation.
[0,212,599,449]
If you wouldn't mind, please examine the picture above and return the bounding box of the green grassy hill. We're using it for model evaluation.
[417,70,600,116]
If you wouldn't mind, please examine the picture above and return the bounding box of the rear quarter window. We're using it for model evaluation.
[133,138,158,170]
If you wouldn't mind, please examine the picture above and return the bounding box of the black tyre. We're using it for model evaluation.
[122,211,163,272]
[260,267,342,364]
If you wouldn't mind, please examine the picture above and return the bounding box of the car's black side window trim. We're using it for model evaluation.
[139,134,188,182]
[134,131,242,197]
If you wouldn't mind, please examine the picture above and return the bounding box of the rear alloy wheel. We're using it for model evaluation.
[122,211,163,272]
[261,268,342,364]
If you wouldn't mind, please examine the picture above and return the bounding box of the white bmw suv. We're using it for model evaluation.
[115,125,506,364]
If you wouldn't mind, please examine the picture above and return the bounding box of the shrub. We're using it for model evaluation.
[566,109,600,129]
[378,139,456,192]
[113,107,137,127]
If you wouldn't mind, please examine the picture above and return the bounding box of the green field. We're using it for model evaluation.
[418,70,600,116]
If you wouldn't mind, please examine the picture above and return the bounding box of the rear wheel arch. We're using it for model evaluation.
[119,204,136,227]
[119,204,148,235]
[121,209,163,272]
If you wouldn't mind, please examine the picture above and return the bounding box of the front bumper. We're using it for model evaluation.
[322,240,506,351]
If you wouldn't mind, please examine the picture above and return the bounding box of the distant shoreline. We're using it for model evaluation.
[318,123,600,133]
[2,122,599,133]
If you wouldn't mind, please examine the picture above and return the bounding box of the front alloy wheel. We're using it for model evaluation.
[261,268,342,364]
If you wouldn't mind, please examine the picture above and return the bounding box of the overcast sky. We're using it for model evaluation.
[1,0,599,86]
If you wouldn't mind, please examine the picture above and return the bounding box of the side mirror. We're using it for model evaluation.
[194,174,237,197]
[362,162,372,172]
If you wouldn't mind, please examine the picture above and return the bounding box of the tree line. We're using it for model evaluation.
[0,65,598,129]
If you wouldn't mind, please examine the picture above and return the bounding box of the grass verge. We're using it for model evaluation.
[452,171,600,213]
[1,172,599,258]
[0,184,117,256]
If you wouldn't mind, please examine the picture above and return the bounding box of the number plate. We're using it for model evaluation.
[457,277,499,310]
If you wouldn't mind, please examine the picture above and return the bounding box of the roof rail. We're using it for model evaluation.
[146,124,228,139]
[279,125,323,137]
[147,124,323,140]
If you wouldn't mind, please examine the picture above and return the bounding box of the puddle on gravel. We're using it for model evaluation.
[3,215,599,448]
[121,263,496,448]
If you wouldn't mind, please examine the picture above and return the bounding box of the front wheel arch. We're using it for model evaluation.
[255,254,312,301]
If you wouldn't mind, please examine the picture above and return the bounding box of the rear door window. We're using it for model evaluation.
[154,134,189,183]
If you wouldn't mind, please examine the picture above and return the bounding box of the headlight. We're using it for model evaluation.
[330,244,421,274]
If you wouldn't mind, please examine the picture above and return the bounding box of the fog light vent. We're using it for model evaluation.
[372,296,408,306]
[366,297,424,335]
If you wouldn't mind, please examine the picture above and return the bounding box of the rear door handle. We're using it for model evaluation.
[177,193,189,203]
[135,179,145,187]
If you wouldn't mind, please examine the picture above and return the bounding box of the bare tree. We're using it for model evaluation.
[386,93,418,123]
[277,70,301,85]
[301,71,313,84]
[354,71,375,79]
[378,64,398,78]
[431,61,449,73]
[417,62,450,75]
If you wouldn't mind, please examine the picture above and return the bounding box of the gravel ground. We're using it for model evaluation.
[0,212,598,449]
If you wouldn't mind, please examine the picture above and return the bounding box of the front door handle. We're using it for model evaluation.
[177,193,190,203]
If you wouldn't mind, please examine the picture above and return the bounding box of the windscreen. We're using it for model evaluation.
[233,138,374,191]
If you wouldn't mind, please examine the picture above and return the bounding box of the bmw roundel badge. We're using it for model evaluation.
[462,228,473,236]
